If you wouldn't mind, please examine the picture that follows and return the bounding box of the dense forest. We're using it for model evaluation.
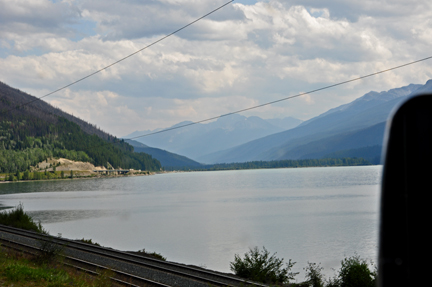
[0,81,161,174]
[166,157,372,171]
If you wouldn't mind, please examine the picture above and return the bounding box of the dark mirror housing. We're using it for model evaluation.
[379,93,432,286]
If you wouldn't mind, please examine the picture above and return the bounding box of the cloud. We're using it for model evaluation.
[79,0,247,41]
[1,0,432,136]
[278,0,432,21]
[0,0,83,53]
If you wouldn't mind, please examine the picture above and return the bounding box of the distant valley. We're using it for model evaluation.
[2,78,432,173]
[198,80,432,164]
[125,80,432,165]
[123,115,303,161]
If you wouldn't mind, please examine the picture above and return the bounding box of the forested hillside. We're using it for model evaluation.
[0,81,161,174]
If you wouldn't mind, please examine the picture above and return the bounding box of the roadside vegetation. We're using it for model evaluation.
[230,246,298,285]
[135,248,167,261]
[231,247,377,287]
[0,203,45,233]
[0,205,115,286]
[0,246,115,287]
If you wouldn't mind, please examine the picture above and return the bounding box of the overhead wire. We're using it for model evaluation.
[0,0,234,116]
[125,55,432,141]
[1,0,431,152]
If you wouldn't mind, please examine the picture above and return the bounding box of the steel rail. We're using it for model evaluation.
[0,236,170,287]
[0,224,266,287]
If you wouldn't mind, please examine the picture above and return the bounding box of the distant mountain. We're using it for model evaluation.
[125,140,201,168]
[265,117,303,130]
[198,80,432,164]
[283,122,386,162]
[123,114,302,161]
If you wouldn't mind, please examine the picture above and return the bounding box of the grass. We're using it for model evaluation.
[0,247,113,287]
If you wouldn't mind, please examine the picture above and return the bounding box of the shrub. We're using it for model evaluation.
[79,238,101,246]
[330,254,376,287]
[0,203,45,233]
[37,235,64,264]
[137,249,166,261]
[304,262,325,287]
[230,246,297,284]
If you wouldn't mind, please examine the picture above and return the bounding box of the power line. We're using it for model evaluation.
[125,55,432,141]
[0,0,234,116]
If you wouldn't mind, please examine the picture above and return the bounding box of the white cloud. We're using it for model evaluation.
[1,0,432,136]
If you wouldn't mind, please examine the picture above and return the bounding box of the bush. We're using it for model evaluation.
[330,254,376,287]
[137,249,167,261]
[0,203,45,233]
[304,262,325,287]
[37,235,64,264]
[78,238,101,246]
[230,246,298,284]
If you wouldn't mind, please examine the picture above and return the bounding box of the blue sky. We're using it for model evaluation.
[1,0,431,136]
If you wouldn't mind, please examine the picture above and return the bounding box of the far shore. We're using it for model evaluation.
[0,170,160,184]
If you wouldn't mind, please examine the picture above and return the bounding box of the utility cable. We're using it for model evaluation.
[0,0,234,116]
[125,55,432,141]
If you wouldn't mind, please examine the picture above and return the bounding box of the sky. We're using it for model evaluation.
[1,0,432,137]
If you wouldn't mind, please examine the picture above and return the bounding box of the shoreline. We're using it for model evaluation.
[0,170,159,184]
[0,164,382,184]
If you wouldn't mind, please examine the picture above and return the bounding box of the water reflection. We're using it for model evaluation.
[27,209,121,224]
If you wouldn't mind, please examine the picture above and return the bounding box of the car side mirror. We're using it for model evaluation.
[379,93,432,286]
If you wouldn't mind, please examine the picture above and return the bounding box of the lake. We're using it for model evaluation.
[0,165,381,281]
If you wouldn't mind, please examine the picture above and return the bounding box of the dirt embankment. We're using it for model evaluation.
[35,158,104,172]
[32,158,105,177]
[32,158,151,177]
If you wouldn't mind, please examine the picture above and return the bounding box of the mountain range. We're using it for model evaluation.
[126,80,432,165]
[3,78,431,170]
[123,115,303,160]
[198,80,432,164]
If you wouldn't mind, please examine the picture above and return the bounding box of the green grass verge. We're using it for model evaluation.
[0,248,113,287]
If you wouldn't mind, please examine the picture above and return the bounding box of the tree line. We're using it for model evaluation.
[0,117,161,174]
[165,157,372,171]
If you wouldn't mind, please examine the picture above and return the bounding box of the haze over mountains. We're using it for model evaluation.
[3,78,431,170]
[199,80,432,164]
[124,139,202,168]
[126,80,432,165]
[123,115,303,160]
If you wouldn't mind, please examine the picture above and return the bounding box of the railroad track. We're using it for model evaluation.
[0,224,266,287]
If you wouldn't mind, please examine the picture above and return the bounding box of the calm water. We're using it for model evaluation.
[0,166,381,280]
